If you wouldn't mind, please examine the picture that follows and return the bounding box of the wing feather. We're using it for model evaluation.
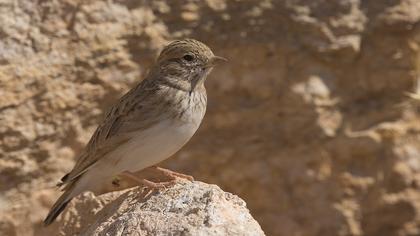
[59,80,161,185]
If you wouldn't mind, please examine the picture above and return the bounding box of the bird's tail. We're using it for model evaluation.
[43,181,77,226]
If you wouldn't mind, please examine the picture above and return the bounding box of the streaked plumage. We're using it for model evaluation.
[44,39,225,225]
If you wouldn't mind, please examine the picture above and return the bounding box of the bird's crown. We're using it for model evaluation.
[157,39,215,64]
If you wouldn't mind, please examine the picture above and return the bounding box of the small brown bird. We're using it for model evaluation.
[44,39,226,225]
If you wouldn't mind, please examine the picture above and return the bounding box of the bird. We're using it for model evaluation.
[44,38,226,225]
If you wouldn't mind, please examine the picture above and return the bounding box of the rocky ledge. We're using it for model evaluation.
[52,181,264,236]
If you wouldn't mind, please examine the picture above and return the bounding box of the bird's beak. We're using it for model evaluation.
[191,56,227,93]
[208,56,228,67]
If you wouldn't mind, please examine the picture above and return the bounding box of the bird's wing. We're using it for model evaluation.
[60,81,162,185]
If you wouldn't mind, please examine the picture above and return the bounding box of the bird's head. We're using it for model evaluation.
[152,39,226,92]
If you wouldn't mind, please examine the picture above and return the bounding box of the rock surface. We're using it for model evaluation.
[1,0,420,236]
[52,181,264,236]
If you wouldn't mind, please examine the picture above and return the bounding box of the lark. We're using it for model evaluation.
[44,39,226,225]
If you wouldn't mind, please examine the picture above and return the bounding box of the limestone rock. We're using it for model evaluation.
[55,181,264,236]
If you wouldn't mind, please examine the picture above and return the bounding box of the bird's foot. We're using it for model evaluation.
[151,166,194,181]
[120,171,176,191]
[141,178,176,190]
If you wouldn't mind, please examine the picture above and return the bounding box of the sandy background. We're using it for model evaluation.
[1,0,420,235]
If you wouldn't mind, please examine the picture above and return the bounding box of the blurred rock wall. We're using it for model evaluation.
[1,0,420,235]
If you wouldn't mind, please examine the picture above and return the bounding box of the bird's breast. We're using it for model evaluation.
[173,90,207,123]
[107,106,205,174]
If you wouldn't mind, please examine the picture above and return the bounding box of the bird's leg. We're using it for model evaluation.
[150,166,194,181]
[120,171,176,189]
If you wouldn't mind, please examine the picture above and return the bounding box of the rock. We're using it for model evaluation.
[55,181,264,236]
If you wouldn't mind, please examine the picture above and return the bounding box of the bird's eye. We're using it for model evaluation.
[183,54,194,61]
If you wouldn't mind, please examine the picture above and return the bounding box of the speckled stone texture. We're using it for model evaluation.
[53,181,264,236]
